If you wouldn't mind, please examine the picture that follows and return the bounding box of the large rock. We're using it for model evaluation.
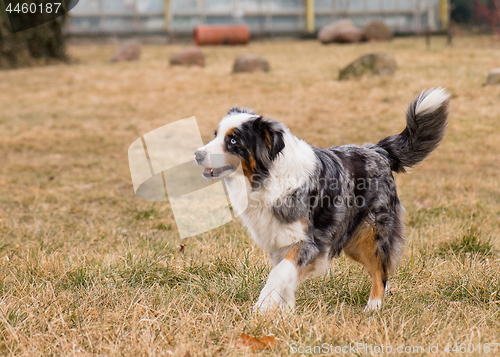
[110,40,141,62]
[170,47,205,67]
[485,68,500,86]
[365,21,394,42]
[333,27,364,43]
[318,19,364,44]
[339,53,397,80]
[233,54,270,73]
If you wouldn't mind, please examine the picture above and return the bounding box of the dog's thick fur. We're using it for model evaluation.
[195,88,450,312]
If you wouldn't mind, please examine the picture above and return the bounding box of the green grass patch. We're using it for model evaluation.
[437,225,495,258]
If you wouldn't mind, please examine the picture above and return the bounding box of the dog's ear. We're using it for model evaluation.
[267,121,285,160]
[253,117,285,161]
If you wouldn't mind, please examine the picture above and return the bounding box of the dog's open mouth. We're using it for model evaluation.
[202,164,236,178]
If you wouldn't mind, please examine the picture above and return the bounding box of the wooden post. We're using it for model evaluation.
[306,0,315,34]
[164,0,170,31]
[440,0,449,30]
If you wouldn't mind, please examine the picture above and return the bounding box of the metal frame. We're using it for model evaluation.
[66,0,443,36]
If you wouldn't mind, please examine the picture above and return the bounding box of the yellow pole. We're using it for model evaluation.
[164,0,170,31]
[306,0,315,34]
[440,0,449,30]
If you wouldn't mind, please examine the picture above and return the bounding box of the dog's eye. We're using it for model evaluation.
[230,138,237,145]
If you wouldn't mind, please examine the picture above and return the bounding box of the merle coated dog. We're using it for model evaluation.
[195,88,450,312]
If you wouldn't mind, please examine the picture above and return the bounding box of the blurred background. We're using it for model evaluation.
[2,0,499,68]
[63,0,494,36]
[67,0,446,36]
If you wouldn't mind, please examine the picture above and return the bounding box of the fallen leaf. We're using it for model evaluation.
[235,333,276,351]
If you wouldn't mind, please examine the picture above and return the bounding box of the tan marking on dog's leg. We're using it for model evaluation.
[284,243,300,261]
[300,217,309,232]
[255,243,302,313]
[284,244,307,278]
[285,243,326,282]
[344,224,386,310]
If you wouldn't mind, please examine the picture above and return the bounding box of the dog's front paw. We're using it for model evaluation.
[253,259,298,314]
[253,287,294,314]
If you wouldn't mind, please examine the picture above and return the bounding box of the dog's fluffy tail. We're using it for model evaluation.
[377,88,451,173]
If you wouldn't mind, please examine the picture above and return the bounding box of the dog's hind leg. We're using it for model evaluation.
[344,223,388,311]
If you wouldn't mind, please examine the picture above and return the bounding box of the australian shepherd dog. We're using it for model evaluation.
[194,88,450,312]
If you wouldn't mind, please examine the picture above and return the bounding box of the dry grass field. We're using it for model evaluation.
[0,35,500,356]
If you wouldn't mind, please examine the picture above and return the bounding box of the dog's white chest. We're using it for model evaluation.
[239,193,306,259]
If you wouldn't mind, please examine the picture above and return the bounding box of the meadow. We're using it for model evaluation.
[0,35,499,356]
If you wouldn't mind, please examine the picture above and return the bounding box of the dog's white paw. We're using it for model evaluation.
[253,287,294,314]
[363,298,382,312]
[253,259,298,314]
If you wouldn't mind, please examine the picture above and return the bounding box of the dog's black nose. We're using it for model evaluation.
[195,150,206,164]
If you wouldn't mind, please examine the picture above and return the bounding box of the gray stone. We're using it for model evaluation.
[486,68,500,86]
[233,54,270,73]
[110,40,141,62]
[339,53,397,80]
[170,47,205,67]
[333,26,364,43]
[365,21,394,42]
[318,19,364,44]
